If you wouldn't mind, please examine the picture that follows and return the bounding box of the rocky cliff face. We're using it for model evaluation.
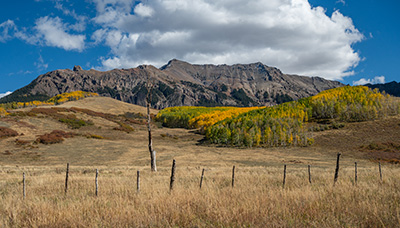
[1,59,343,109]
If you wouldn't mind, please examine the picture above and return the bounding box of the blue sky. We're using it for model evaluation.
[0,0,399,97]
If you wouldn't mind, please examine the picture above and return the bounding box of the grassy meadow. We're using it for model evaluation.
[1,163,400,227]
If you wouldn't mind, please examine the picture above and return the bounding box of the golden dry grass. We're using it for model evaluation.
[1,164,399,227]
[57,97,158,115]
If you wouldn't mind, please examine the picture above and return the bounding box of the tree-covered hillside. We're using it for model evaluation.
[157,86,400,147]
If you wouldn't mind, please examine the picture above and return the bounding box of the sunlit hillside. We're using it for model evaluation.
[157,86,400,147]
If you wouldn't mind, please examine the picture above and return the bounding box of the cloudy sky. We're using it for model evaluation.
[0,0,398,96]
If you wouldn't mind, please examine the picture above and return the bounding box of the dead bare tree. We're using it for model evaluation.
[146,78,157,172]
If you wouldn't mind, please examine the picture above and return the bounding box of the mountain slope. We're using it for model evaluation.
[365,81,400,97]
[0,60,343,108]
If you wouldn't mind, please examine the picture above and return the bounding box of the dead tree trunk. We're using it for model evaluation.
[146,81,157,172]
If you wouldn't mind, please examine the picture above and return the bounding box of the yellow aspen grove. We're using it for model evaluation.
[204,86,399,147]
[47,91,98,104]
[153,86,400,148]
[0,91,99,112]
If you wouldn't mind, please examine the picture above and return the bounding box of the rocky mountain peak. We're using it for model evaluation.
[0,59,344,108]
[73,65,83,72]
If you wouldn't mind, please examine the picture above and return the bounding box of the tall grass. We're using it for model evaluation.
[1,164,399,227]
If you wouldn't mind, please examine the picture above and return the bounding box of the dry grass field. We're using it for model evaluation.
[1,164,399,227]
[1,97,400,227]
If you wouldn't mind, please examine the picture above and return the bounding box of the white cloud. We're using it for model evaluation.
[91,0,134,14]
[91,0,363,80]
[9,16,86,52]
[0,20,17,42]
[134,3,155,17]
[1,4,87,52]
[0,91,12,98]
[55,2,88,32]
[35,54,49,71]
[2,0,365,81]
[336,0,346,5]
[91,28,108,44]
[353,76,385,86]
[34,16,86,51]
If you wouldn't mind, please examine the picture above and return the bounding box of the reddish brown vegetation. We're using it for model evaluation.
[15,139,31,146]
[28,107,140,131]
[30,107,69,115]
[36,130,76,144]
[0,127,18,138]
[113,122,135,133]
[360,142,400,164]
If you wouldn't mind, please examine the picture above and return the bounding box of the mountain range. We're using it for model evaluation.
[0,59,343,108]
[365,81,400,97]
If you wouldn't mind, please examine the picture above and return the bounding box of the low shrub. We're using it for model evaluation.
[86,134,104,139]
[15,139,31,146]
[36,130,76,144]
[0,127,18,138]
[59,116,93,129]
[113,122,134,133]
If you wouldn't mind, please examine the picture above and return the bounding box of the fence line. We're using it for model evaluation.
[95,169,99,197]
[169,159,176,191]
[22,172,26,200]
[199,168,205,189]
[355,162,358,185]
[137,170,140,193]
[232,165,235,188]
[334,153,341,185]
[17,157,388,199]
[65,163,69,194]
[283,164,287,188]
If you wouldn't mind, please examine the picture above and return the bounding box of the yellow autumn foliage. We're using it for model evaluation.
[47,91,98,104]
[0,107,8,117]
[188,107,263,131]
[307,85,399,121]
[207,86,399,147]
[0,91,99,112]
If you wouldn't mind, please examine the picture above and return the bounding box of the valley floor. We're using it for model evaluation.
[1,112,400,168]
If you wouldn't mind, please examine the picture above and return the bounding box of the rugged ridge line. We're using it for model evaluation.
[365,81,400,97]
[0,59,343,108]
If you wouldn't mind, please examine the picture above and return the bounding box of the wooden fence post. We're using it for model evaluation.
[379,162,383,182]
[169,160,176,191]
[333,153,341,184]
[23,172,26,200]
[95,169,99,197]
[137,170,140,193]
[232,165,235,188]
[65,163,69,194]
[200,168,205,189]
[283,164,287,188]
[308,165,312,184]
[355,162,357,185]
